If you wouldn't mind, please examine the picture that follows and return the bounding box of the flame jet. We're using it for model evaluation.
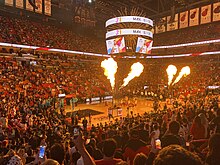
[172,66,190,85]
[166,65,177,86]
[121,62,144,88]
[101,58,118,90]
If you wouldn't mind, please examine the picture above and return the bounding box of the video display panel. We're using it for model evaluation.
[136,37,153,54]
[106,37,126,54]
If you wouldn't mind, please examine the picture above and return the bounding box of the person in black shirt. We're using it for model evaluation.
[25,148,35,164]
[206,133,220,165]
[71,114,75,125]
[0,140,9,156]
[82,117,88,131]
[161,121,185,148]
[210,109,220,133]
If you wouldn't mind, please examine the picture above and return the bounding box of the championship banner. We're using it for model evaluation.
[106,37,126,54]
[45,0,51,16]
[189,8,199,26]
[16,0,24,9]
[213,2,220,22]
[106,29,153,39]
[167,14,178,31]
[26,0,33,11]
[179,11,188,29]
[35,0,43,13]
[136,37,153,54]
[106,16,153,27]
[201,5,211,24]
[5,0,13,6]
[155,17,166,33]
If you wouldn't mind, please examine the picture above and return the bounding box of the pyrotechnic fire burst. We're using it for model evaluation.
[101,58,118,90]
[172,66,190,85]
[166,65,177,86]
[121,62,144,88]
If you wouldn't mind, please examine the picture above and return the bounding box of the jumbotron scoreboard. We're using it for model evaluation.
[105,16,154,56]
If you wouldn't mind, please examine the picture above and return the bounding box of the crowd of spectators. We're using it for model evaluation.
[1,55,109,98]
[0,51,219,165]
[0,15,220,56]
[0,16,105,53]
[0,13,220,165]
[152,22,220,55]
[116,55,220,100]
[0,86,219,165]
[152,44,220,55]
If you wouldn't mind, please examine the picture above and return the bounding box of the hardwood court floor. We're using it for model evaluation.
[65,98,155,125]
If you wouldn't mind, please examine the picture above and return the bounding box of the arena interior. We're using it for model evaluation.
[0,0,220,165]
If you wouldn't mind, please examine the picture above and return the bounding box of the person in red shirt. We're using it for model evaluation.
[95,139,122,165]
[123,129,150,165]
[190,116,206,140]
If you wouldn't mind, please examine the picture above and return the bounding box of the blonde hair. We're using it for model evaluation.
[134,153,147,165]
[41,159,60,165]
[116,161,129,165]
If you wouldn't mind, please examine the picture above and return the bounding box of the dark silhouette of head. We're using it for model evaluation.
[169,121,180,135]
[102,139,117,157]
[153,145,202,165]
[50,143,65,165]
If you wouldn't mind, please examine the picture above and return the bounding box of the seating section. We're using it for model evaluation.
[0,15,219,55]
[0,14,219,165]
[0,16,105,53]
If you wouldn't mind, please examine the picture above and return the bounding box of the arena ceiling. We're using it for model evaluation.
[94,0,211,25]
[53,0,214,27]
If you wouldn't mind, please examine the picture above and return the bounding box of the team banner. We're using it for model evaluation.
[106,16,153,27]
[213,2,220,22]
[106,29,153,39]
[5,0,13,6]
[136,37,153,54]
[179,11,188,29]
[167,14,178,31]
[35,0,43,13]
[26,0,33,11]
[189,8,199,26]
[201,5,211,24]
[45,0,51,16]
[106,37,126,54]
[16,0,24,9]
[155,17,166,33]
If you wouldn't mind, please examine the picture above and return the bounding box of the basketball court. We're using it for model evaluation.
[65,98,155,125]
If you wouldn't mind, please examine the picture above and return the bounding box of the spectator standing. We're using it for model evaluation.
[161,121,185,148]
[190,116,206,140]
[50,143,65,165]
[153,145,202,165]
[199,113,209,138]
[206,133,220,165]
[133,153,147,165]
[95,139,122,165]
[123,129,150,165]
[82,117,88,131]
[210,110,220,134]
